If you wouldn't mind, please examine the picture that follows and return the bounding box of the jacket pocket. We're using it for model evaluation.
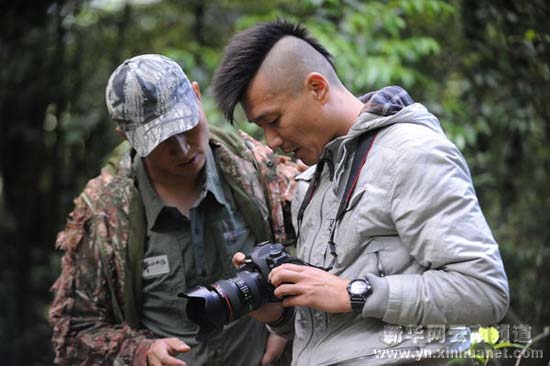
[369,236,424,276]
[364,240,386,277]
[334,237,386,277]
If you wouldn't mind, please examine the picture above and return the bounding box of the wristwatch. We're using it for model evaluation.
[346,278,373,313]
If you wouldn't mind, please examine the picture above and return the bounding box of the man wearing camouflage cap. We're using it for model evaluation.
[49,54,303,366]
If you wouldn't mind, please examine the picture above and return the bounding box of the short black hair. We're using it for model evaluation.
[213,19,336,123]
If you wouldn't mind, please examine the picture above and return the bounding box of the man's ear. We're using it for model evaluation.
[192,81,202,101]
[304,72,329,104]
[115,127,126,140]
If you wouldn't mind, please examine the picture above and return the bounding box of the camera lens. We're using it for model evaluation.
[179,242,296,341]
[183,285,227,340]
[179,270,270,341]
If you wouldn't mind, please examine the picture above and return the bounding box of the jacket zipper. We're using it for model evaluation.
[295,309,316,365]
[299,181,331,365]
[306,183,331,262]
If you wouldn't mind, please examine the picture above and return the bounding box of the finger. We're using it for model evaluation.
[268,263,308,280]
[149,352,182,366]
[148,341,166,366]
[147,355,162,366]
[158,354,186,366]
[274,283,304,299]
[164,338,190,353]
[269,268,305,287]
[281,297,295,308]
[232,252,246,268]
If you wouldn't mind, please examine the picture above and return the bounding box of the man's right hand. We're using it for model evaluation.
[232,252,286,323]
[146,338,190,366]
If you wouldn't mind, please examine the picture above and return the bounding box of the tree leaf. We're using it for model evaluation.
[479,327,499,345]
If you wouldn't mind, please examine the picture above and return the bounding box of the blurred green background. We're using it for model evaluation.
[1,0,548,365]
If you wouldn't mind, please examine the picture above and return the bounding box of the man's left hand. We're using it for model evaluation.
[269,264,352,313]
[261,333,287,366]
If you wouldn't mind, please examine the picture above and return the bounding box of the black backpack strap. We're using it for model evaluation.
[335,130,378,222]
[296,159,325,229]
[321,130,378,269]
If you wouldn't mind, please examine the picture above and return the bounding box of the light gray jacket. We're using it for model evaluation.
[282,103,509,366]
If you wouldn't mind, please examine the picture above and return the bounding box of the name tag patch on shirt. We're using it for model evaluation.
[143,255,170,278]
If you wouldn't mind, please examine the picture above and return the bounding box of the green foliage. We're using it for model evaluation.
[466,327,527,366]
[237,0,453,93]
[478,327,500,345]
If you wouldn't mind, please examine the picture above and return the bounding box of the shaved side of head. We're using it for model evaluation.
[260,36,343,96]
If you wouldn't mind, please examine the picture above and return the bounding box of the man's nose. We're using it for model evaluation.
[169,133,190,156]
[264,126,283,150]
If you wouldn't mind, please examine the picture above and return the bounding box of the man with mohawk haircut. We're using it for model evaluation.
[214,21,509,365]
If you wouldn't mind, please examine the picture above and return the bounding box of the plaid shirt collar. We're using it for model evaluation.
[358,85,414,117]
[318,86,414,180]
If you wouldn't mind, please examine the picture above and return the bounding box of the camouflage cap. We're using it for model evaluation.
[105,54,199,157]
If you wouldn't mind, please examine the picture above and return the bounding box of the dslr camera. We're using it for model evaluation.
[178,241,305,341]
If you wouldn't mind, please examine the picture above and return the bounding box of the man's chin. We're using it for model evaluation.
[174,155,205,174]
[299,155,316,166]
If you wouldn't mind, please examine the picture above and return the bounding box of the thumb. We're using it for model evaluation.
[165,338,191,353]
[232,252,246,268]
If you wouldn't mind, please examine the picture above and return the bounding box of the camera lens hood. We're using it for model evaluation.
[178,286,227,342]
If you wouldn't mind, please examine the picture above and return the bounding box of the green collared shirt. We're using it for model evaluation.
[135,146,266,366]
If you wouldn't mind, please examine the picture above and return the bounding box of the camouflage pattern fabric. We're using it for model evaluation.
[48,128,305,365]
[237,130,303,242]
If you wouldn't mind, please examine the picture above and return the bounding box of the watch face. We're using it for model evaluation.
[350,280,369,295]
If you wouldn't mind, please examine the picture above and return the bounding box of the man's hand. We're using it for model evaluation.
[232,252,286,323]
[146,338,190,366]
[269,263,352,313]
[261,333,288,366]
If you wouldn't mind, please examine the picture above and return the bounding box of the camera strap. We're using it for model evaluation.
[296,129,379,270]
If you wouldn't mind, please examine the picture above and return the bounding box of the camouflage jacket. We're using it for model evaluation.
[48,126,304,365]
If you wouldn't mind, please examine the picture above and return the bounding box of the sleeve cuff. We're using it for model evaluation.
[361,274,390,319]
[266,307,295,340]
[132,340,154,366]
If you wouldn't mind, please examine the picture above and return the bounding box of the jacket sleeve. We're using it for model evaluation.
[377,136,509,326]
[48,195,154,366]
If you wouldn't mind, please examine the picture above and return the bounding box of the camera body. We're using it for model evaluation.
[179,241,302,341]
